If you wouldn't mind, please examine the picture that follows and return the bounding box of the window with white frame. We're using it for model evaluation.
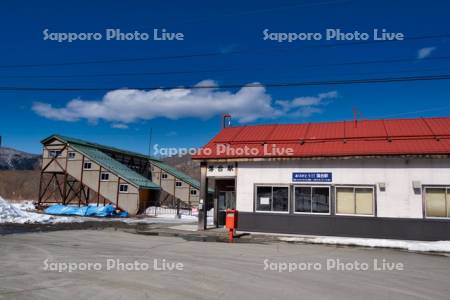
[100,172,110,181]
[424,187,450,218]
[255,185,289,212]
[175,181,182,187]
[83,161,92,169]
[336,186,374,216]
[68,151,76,160]
[294,186,330,214]
[48,150,62,158]
[190,189,197,195]
[119,184,128,193]
[161,173,168,179]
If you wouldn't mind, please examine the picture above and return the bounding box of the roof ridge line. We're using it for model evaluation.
[70,144,159,190]
[42,134,161,162]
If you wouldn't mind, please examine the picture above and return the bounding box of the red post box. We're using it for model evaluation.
[225,209,238,242]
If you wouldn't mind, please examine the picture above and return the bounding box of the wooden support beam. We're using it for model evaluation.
[37,171,44,205]
[79,155,85,207]
[97,166,102,206]
[198,161,208,230]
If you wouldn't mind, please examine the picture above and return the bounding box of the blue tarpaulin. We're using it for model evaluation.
[45,204,128,218]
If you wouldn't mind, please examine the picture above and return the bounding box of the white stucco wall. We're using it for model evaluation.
[234,158,450,218]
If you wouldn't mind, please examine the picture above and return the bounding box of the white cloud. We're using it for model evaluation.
[32,80,337,124]
[275,90,337,117]
[417,47,436,59]
[111,123,128,129]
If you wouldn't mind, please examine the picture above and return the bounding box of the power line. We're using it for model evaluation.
[0,74,449,92]
[178,0,352,25]
[0,32,449,69]
[370,105,450,119]
[0,67,236,79]
[1,55,450,79]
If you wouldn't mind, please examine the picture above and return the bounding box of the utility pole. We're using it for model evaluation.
[353,107,363,128]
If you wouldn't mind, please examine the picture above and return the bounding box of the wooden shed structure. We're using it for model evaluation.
[38,134,205,215]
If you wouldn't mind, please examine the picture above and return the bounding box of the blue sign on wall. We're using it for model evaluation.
[292,172,332,182]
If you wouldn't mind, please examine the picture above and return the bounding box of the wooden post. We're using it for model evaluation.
[86,189,90,205]
[214,189,219,228]
[37,171,43,206]
[116,179,120,209]
[198,161,208,230]
[62,144,69,205]
[97,166,102,206]
[188,185,191,208]
[79,156,85,207]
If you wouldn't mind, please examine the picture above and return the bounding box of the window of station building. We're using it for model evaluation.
[190,189,197,195]
[100,172,110,181]
[68,151,76,160]
[336,186,374,216]
[83,161,92,170]
[119,184,128,193]
[227,164,234,171]
[424,187,450,218]
[294,186,330,214]
[175,181,182,187]
[48,150,62,158]
[161,173,168,179]
[255,185,289,213]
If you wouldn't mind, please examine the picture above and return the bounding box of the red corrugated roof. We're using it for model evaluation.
[193,117,450,159]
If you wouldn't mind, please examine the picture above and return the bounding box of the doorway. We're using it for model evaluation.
[214,179,236,227]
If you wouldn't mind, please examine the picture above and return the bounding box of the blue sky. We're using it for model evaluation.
[1,0,450,154]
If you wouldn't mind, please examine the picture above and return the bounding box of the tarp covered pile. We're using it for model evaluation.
[45,204,128,218]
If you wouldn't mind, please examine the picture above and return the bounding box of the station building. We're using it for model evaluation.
[193,117,450,240]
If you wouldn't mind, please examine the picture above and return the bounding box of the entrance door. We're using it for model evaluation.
[218,191,235,226]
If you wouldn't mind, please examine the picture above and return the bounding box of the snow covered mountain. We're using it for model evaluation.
[0,147,41,170]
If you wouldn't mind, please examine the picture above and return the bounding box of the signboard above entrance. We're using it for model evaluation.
[292,172,332,182]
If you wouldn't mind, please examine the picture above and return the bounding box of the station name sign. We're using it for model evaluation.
[292,172,332,182]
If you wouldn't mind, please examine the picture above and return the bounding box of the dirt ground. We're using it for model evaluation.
[0,170,40,200]
[1,229,450,299]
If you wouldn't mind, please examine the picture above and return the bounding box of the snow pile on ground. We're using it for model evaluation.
[0,197,27,220]
[278,235,450,253]
[0,197,78,224]
[11,200,36,212]
[1,200,209,225]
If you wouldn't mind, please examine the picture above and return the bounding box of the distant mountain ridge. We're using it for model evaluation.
[0,147,41,170]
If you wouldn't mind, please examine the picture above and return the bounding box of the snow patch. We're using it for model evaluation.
[278,235,450,253]
[1,199,208,226]
[169,224,198,231]
[0,197,78,224]
[11,200,36,212]
[0,198,27,219]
